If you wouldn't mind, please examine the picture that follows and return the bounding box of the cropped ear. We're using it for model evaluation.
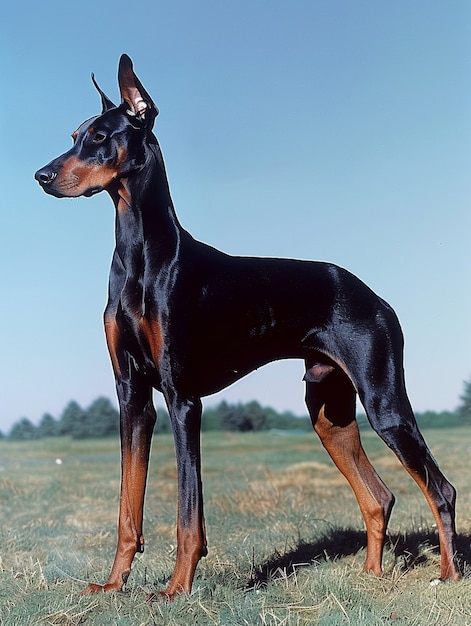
[118,54,159,126]
[91,73,116,113]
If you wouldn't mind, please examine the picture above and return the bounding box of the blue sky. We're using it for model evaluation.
[1,1,470,432]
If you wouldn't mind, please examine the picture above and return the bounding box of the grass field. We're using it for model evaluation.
[1,427,471,625]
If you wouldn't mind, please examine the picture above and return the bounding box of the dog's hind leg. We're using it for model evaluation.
[360,381,459,581]
[305,363,395,575]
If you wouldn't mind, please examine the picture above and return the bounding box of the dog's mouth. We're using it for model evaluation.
[41,184,103,199]
[35,174,103,199]
[37,183,67,199]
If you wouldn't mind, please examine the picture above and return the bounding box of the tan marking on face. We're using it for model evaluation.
[116,146,127,166]
[51,155,119,196]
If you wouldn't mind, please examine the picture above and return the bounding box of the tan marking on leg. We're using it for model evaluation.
[315,407,394,576]
[157,518,206,600]
[104,316,121,377]
[401,469,460,581]
[83,442,150,594]
[139,317,164,365]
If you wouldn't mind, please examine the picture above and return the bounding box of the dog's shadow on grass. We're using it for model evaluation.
[249,528,471,587]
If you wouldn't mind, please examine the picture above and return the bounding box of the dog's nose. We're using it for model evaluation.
[35,168,57,186]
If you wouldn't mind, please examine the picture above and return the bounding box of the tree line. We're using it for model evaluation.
[1,375,471,441]
[2,398,312,441]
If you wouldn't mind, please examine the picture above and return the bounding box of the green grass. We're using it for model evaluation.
[1,429,471,625]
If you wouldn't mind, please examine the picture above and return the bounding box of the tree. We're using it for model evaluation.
[83,397,119,438]
[70,397,119,439]
[218,401,244,431]
[265,407,311,431]
[58,401,85,436]
[154,406,171,434]
[70,408,93,440]
[457,376,471,424]
[217,400,268,432]
[38,413,58,437]
[201,406,222,431]
[243,400,267,431]
[10,418,39,440]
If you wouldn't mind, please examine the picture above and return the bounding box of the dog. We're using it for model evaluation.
[35,54,459,598]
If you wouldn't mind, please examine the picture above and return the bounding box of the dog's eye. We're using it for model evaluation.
[93,132,108,144]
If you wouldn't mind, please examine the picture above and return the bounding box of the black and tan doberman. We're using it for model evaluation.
[35,55,459,598]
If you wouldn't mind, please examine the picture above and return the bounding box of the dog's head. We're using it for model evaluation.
[35,54,158,198]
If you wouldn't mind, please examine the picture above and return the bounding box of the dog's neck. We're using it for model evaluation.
[108,137,185,273]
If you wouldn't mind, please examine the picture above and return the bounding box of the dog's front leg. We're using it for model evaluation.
[158,396,207,600]
[83,379,156,594]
